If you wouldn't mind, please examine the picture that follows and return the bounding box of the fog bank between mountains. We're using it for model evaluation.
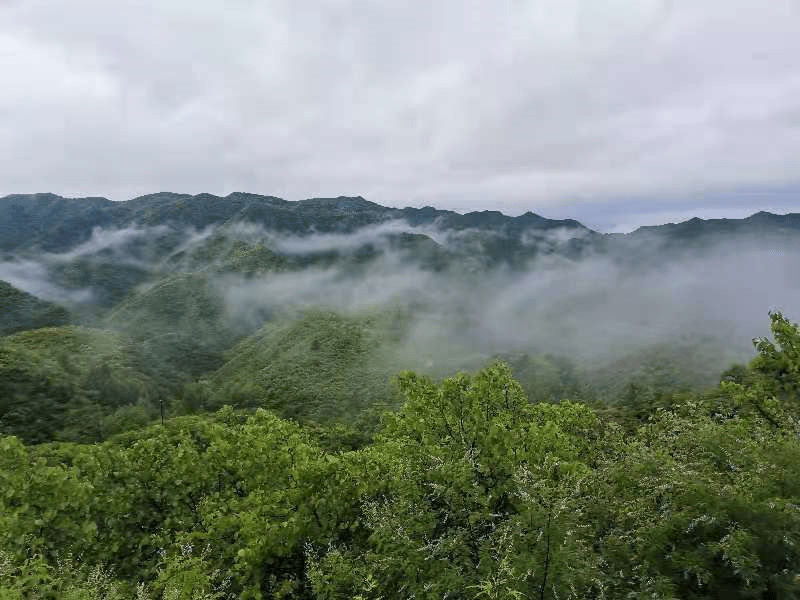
[215,223,798,376]
[2,217,798,385]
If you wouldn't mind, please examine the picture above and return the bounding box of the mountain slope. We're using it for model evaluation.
[208,309,407,421]
[0,326,162,443]
[0,280,70,336]
[105,273,240,379]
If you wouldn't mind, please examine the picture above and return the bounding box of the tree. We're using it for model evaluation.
[734,311,800,431]
[309,362,603,599]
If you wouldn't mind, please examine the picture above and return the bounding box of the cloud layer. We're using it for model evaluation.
[2,0,799,227]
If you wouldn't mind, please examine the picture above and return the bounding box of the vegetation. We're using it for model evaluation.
[0,312,799,598]
[207,309,411,421]
[0,280,70,336]
[0,326,163,443]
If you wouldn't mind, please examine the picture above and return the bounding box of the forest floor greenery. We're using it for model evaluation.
[1,312,800,598]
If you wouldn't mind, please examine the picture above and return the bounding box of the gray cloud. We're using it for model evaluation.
[1,0,799,226]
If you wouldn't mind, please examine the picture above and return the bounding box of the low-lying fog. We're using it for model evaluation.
[3,218,798,377]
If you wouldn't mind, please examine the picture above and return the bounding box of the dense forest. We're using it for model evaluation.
[2,312,800,598]
[2,194,800,598]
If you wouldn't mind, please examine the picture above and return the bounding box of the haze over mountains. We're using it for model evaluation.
[2,191,799,441]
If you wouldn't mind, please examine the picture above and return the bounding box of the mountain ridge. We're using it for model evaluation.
[3,191,797,239]
[0,191,591,241]
[2,191,798,277]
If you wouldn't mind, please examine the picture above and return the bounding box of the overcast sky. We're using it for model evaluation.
[2,0,799,231]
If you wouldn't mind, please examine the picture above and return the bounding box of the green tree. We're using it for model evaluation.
[309,362,603,599]
[724,311,800,431]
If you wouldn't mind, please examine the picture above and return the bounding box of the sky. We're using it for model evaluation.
[1,0,799,232]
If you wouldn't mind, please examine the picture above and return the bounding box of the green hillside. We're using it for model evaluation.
[105,273,241,380]
[0,326,161,443]
[0,280,70,336]
[208,309,407,421]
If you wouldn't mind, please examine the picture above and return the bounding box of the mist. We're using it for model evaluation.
[2,216,796,386]
[0,258,94,305]
[0,225,175,307]
[59,225,172,262]
[213,222,799,378]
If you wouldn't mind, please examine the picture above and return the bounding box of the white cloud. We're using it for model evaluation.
[59,225,172,262]
[215,227,800,376]
[0,259,93,304]
[272,220,414,254]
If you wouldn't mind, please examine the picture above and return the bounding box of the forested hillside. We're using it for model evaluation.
[0,280,69,336]
[2,194,800,597]
[1,313,799,598]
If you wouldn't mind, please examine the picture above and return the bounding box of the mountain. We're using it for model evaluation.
[630,211,800,240]
[3,192,798,261]
[0,192,603,308]
[2,191,798,330]
[615,211,800,260]
[0,192,593,254]
[2,191,798,443]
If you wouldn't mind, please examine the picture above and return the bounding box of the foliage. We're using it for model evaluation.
[1,314,800,598]
[0,326,161,443]
[208,309,402,422]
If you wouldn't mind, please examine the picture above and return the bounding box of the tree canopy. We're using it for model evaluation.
[1,313,800,598]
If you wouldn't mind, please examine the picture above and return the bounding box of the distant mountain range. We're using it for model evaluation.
[0,192,590,253]
[3,192,798,254]
[2,191,799,335]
